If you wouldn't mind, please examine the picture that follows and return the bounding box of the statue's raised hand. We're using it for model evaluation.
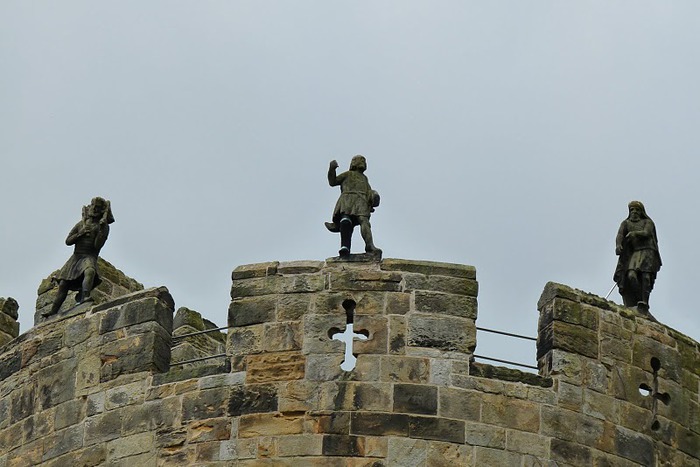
[330,160,339,170]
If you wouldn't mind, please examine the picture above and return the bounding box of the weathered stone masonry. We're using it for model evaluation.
[0,258,698,466]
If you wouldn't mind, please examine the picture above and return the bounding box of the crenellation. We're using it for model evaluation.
[0,257,698,464]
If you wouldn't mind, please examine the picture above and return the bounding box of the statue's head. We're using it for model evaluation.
[349,155,367,172]
[628,200,648,221]
[87,197,115,223]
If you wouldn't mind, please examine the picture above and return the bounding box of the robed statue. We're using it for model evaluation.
[43,197,115,317]
[613,201,662,312]
[325,155,381,257]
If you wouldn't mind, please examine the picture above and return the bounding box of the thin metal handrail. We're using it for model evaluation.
[476,326,537,342]
[172,326,229,340]
[473,354,538,370]
[170,353,227,366]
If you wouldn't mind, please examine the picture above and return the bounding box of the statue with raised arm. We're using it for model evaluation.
[325,155,381,257]
[42,197,115,317]
[613,201,662,313]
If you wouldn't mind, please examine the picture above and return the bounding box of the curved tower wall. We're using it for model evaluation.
[0,258,697,466]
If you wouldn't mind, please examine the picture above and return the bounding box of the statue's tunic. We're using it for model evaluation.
[613,218,662,285]
[56,220,109,291]
[331,170,373,224]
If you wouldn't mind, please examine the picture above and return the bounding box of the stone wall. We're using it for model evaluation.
[0,299,19,348]
[34,257,144,326]
[0,258,697,466]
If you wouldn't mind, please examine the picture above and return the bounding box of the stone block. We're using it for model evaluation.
[393,384,437,415]
[182,387,229,421]
[85,410,122,445]
[303,314,346,354]
[335,382,392,412]
[105,380,146,410]
[408,416,465,443]
[199,372,245,390]
[551,438,592,465]
[228,295,276,327]
[350,412,410,436]
[229,384,278,416]
[506,430,550,457]
[231,261,279,280]
[322,435,365,456]
[386,437,428,466]
[465,422,505,448]
[381,356,430,383]
[54,399,86,430]
[414,291,478,320]
[121,398,179,435]
[407,314,475,353]
[388,315,407,354]
[278,380,322,412]
[277,293,312,320]
[277,434,324,457]
[427,442,471,467]
[219,438,257,461]
[238,413,305,438]
[314,411,351,434]
[232,274,326,298]
[99,296,173,335]
[228,324,264,357]
[404,273,478,296]
[481,395,540,433]
[474,446,523,466]
[0,331,14,348]
[0,313,18,339]
[99,325,171,381]
[64,317,95,347]
[0,298,19,320]
[548,321,599,359]
[91,286,171,314]
[187,418,231,443]
[537,282,581,310]
[305,354,345,381]
[438,387,481,421]
[541,406,604,445]
[469,362,552,387]
[0,350,21,381]
[173,307,205,331]
[353,315,388,354]
[313,292,356,315]
[632,336,682,383]
[263,322,302,352]
[385,292,410,315]
[278,260,324,275]
[381,258,476,279]
[329,269,403,293]
[106,431,153,459]
[42,425,85,462]
[246,351,305,384]
[10,384,35,424]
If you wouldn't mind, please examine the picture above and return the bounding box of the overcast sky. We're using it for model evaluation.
[2,2,699,369]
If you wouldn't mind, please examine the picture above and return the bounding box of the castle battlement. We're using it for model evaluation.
[0,258,698,466]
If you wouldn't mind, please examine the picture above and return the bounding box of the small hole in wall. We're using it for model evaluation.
[651,420,660,431]
[639,384,652,397]
[650,357,661,372]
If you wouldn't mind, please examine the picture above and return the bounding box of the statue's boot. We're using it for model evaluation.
[79,288,94,304]
[339,217,353,256]
[325,222,340,233]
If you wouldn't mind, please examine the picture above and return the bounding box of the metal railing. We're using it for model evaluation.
[473,326,538,370]
[169,324,539,370]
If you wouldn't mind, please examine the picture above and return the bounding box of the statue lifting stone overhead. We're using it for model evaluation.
[613,201,662,313]
[325,155,381,258]
[42,197,114,317]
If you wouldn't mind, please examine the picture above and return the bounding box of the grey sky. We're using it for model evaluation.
[2,2,699,368]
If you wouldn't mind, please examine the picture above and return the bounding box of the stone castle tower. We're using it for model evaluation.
[0,257,698,465]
